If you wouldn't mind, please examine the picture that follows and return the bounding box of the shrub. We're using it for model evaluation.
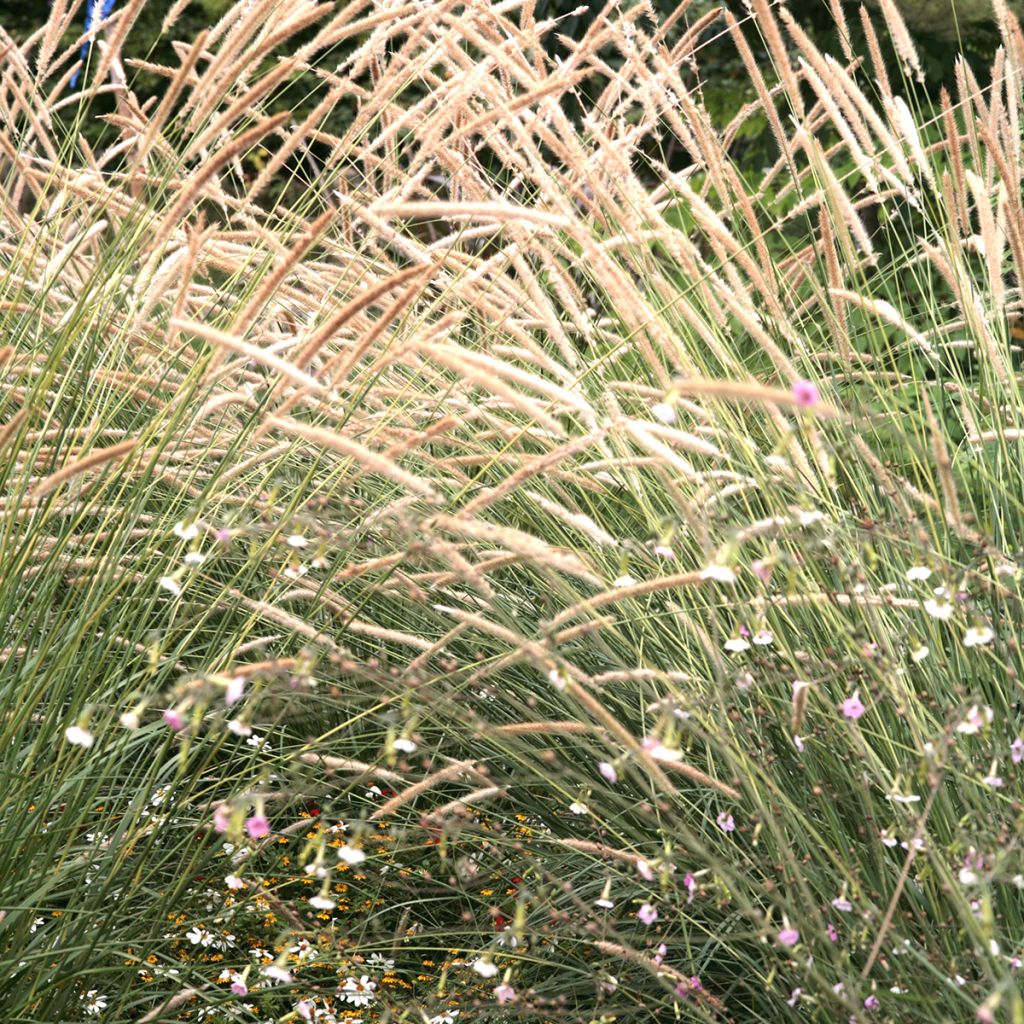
[2,1,1024,1022]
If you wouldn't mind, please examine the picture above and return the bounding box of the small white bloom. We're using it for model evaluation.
[963,625,995,647]
[159,576,182,597]
[472,958,499,978]
[227,719,252,737]
[956,704,993,735]
[885,793,921,804]
[83,991,108,1015]
[653,544,675,558]
[309,895,336,910]
[651,402,676,424]
[119,711,140,729]
[392,737,417,753]
[752,629,773,646]
[911,645,929,663]
[568,801,589,815]
[905,566,931,582]
[612,574,637,588]
[338,844,366,866]
[283,563,308,580]
[923,597,954,620]
[65,725,94,748]
[700,564,736,583]
[183,551,206,566]
[286,534,308,548]
[958,867,979,885]
[724,637,750,653]
[225,875,246,890]
[174,521,199,541]
[261,965,293,983]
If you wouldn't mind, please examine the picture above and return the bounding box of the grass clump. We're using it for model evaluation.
[2,1,1024,1022]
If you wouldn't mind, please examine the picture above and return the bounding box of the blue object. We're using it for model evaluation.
[71,0,117,87]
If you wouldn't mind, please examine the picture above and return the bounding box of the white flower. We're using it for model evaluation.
[472,959,499,979]
[724,637,750,653]
[225,875,246,890]
[651,401,676,424]
[183,551,206,566]
[568,801,589,815]
[959,867,979,885]
[796,509,825,526]
[159,576,182,597]
[186,927,214,947]
[612,574,637,588]
[923,597,954,620]
[905,566,931,582]
[65,725,94,748]
[283,563,308,580]
[338,844,366,866]
[429,1012,459,1024]
[340,975,376,1006]
[309,895,335,910]
[392,737,417,753]
[83,991,108,1015]
[174,521,199,541]
[886,793,921,804]
[367,953,395,971]
[956,704,993,735]
[653,544,675,558]
[911,645,929,663]
[963,626,995,647]
[119,711,140,729]
[228,719,252,737]
[286,535,308,548]
[647,743,682,761]
[246,733,268,749]
[752,630,773,646]
[700,564,736,583]
[261,965,293,983]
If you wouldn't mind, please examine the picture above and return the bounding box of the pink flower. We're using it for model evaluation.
[226,676,246,706]
[864,994,881,1011]
[296,1000,314,1021]
[778,927,800,947]
[841,691,866,719]
[163,708,185,731]
[826,922,838,942]
[215,527,232,543]
[494,984,516,1005]
[245,815,270,839]
[213,804,231,833]
[792,379,820,407]
[637,903,658,925]
[598,761,618,785]
[751,559,773,583]
[716,811,735,833]
[230,980,247,996]
[1012,738,1024,764]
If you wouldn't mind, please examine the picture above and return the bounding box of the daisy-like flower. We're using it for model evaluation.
[471,959,498,979]
[963,625,995,647]
[841,691,866,719]
[186,927,214,947]
[83,991,108,1015]
[700,564,736,584]
[367,953,396,971]
[637,903,658,925]
[957,705,993,735]
[338,844,366,866]
[778,927,800,947]
[923,593,954,620]
[173,521,199,541]
[791,379,819,407]
[65,725,94,748]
